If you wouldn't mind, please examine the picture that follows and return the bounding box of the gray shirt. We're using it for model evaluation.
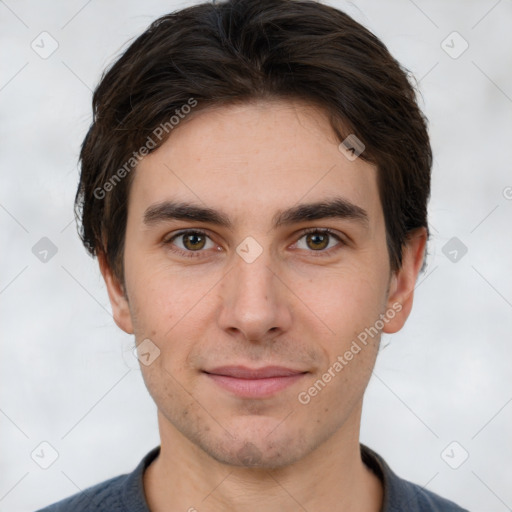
[36,444,470,511]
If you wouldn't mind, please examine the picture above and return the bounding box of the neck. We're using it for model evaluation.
[143,405,383,512]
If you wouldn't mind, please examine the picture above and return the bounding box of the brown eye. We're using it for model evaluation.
[305,232,329,250]
[182,232,206,250]
[165,230,215,256]
[295,229,343,254]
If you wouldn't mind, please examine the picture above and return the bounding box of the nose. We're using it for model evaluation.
[217,249,293,343]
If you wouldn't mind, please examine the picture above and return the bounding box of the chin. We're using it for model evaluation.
[197,423,309,469]
[207,441,301,469]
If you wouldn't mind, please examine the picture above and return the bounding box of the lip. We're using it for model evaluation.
[203,366,307,398]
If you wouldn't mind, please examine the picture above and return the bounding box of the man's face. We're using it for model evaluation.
[103,100,420,468]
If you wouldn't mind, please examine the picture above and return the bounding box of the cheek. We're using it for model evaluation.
[124,251,212,333]
[292,266,388,405]
[298,265,388,338]
[125,263,226,383]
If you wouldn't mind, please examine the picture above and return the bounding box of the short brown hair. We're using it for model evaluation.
[76,0,432,285]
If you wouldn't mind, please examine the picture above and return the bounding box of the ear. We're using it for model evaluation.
[382,227,427,334]
[98,252,134,335]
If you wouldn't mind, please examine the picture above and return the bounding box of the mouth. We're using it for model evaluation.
[202,366,308,398]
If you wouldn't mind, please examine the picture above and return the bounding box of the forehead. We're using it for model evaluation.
[130,99,382,228]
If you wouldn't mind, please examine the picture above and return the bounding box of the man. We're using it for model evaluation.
[38,0,469,510]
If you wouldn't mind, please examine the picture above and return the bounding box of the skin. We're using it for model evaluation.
[99,99,426,511]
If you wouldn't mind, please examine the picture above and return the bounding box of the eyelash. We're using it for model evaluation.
[163,228,345,259]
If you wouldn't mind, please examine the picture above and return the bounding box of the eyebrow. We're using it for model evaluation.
[143,197,369,230]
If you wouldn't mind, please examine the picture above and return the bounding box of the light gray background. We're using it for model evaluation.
[1,1,511,511]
